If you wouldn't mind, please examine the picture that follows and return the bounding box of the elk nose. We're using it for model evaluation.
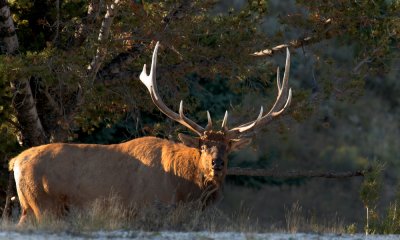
[212,159,224,171]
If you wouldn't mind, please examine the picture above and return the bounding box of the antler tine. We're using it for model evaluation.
[221,111,228,130]
[276,67,281,91]
[139,41,205,136]
[226,48,292,138]
[205,111,213,131]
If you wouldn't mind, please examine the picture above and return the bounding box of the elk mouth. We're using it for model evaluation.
[211,168,225,178]
[213,165,223,171]
[211,159,224,175]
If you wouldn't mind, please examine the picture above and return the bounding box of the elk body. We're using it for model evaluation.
[9,42,292,225]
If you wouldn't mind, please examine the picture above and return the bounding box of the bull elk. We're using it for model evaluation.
[9,42,292,225]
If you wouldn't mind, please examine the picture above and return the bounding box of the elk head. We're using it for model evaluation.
[140,42,292,185]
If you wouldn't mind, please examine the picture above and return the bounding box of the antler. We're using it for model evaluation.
[226,48,292,138]
[140,42,291,138]
[140,41,207,136]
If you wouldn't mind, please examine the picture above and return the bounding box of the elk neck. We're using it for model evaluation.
[163,140,223,193]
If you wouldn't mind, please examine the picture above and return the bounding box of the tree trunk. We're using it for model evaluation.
[3,79,49,220]
[10,78,48,146]
[87,0,120,83]
[74,0,102,47]
[0,0,49,220]
[0,0,19,220]
[1,172,16,220]
[0,0,18,54]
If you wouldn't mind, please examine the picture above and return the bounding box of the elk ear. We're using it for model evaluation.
[229,138,252,152]
[178,133,200,148]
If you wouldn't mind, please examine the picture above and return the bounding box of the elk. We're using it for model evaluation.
[9,42,292,225]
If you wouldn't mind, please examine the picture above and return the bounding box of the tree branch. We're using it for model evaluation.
[227,167,367,179]
[74,0,103,47]
[161,0,192,29]
[352,47,381,74]
[87,0,120,84]
[52,0,60,44]
[5,117,21,131]
[251,19,334,57]
[94,1,194,85]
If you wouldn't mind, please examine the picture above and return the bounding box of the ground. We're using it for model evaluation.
[0,231,399,240]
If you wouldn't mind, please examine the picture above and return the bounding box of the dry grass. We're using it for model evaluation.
[1,196,259,233]
[1,197,352,234]
[284,201,348,234]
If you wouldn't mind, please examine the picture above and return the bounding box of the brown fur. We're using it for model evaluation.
[10,135,237,225]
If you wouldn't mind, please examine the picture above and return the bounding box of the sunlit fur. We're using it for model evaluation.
[199,131,229,185]
[9,131,239,225]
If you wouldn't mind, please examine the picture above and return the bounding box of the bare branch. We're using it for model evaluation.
[227,167,367,179]
[251,19,333,57]
[52,0,60,44]
[352,48,381,74]
[42,86,62,116]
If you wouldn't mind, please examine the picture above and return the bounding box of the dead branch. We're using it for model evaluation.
[227,167,367,179]
[251,19,334,57]
[352,47,381,74]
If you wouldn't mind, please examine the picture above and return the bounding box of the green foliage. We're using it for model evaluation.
[361,185,400,234]
[357,162,400,234]
[295,0,398,78]
[2,0,396,141]
[0,57,21,198]
[0,62,13,126]
[0,0,399,228]
[360,162,384,210]
[378,201,400,234]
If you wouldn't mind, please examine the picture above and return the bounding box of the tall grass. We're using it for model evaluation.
[284,202,348,234]
[1,197,353,234]
[1,196,259,233]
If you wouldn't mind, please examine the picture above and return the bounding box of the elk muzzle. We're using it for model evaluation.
[212,158,224,172]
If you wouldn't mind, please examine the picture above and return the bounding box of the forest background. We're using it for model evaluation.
[0,0,398,232]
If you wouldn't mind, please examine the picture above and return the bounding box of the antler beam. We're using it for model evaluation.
[226,48,292,138]
[140,42,292,138]
[139,42,205,136]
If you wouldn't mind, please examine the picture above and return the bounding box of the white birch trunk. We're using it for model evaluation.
[0,0,18,53]
[87,0,120,83]
[74,0,103,47]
